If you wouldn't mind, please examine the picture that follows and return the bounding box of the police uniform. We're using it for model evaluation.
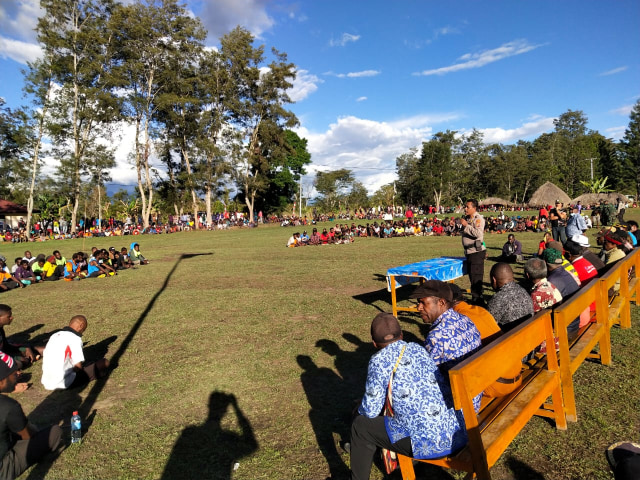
[461,212,486,302]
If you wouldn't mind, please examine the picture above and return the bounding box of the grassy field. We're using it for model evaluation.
[0,216,637,480]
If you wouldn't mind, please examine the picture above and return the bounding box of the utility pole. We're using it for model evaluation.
[585,157,597,180]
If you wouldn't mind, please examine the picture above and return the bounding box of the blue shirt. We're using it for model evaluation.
[425,308,483,411]
[425,309,482,373]
[358,341,467,459]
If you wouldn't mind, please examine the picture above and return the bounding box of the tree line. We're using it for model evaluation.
[0,0,311,233]
[312,105,640,213]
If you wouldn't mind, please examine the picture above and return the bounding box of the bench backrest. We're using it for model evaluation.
[448,309,557,421]
[553,276,599,332]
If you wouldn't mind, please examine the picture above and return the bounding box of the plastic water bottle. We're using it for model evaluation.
[71,411,82,444]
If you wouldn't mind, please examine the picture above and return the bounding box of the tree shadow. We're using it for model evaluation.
[161,390,257,480]
[25,253,211,480]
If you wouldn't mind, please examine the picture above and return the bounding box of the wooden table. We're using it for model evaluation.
[386,257,465,316]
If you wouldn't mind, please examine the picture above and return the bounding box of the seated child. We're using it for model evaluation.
[41,315,110,390]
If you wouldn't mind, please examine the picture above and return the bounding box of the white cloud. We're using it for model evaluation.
[325,70,381,78]
[338,70,380,78]
[605,126,626,140]
[329,33,360,47]
[414,39,544,76]
[599,66,628,76]
[356,96,367,102]
[610,105,633,116]
[478,116,555,144]
[0,35,41,64]
[199,0,275,41]
[288,69,322,102]
[295,113,460,194]
[0,0,42,43]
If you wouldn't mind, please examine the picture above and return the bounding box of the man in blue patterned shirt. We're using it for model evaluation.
[350,313,467,480]
[411,281,482,372]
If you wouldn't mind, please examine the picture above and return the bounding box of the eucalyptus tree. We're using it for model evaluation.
[153,6,206,228]
[36,0,120,233]
[110,0,203,229]
[222,27,298,223]
[417,131,458,210]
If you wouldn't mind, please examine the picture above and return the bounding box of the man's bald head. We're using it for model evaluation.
[70,315,88,334]
[490,262,514,290]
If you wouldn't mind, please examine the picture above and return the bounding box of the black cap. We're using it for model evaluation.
[409,280,453,302]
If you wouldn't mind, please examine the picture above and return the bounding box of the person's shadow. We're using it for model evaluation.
[161,391,257,480]
[297,355,351,479]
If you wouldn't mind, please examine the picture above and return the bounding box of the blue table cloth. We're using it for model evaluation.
[386,257,466,291]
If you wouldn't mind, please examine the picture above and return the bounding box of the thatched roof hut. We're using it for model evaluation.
[571,192,628,206]
[479,197,513,206]
[527,182,571,207]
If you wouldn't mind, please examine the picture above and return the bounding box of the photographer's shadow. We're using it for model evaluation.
[161,391,257,480]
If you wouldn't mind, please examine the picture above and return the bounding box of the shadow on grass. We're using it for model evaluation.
[25,253,210,480]
[161,390,257,480]
[7,323,44,344]
[505,456,546,479]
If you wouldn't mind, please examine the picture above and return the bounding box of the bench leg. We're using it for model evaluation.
[600,327,612,366]
[398,454,416,480]
[620,302,631,329]
[553,381,569,429]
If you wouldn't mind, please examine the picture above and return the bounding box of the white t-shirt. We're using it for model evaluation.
[41,328,85,390]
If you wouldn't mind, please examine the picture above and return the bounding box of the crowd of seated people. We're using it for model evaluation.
[0,243,149,292]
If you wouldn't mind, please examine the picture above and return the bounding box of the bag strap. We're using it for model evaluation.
[386,345,406,411]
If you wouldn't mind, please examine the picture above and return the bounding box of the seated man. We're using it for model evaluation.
[129,243,149,265]
[286,232,300,248]
[14,260,38,285]
[0,304,42,392]
[0,353,63,479]
[487,263,534,331]
[524,258,562,313]
[41,256,65,281]
[0,259,23,292]
[411,280,482,373]
[308,228,321,246]
[349,313,467,480]
[541,248,580,299]
[499,234,523,263]
[41,315,110,390]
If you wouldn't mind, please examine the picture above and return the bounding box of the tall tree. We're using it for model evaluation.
[223,27,298,223]
[154,6,206,228]
[314,169,355,212]
[395,149,420,206]
[621,100,640,197]
[417,131,458,210]
[111,0,201,229]
[22,52,56,234]
[37,0,120,233]
[553,109,598,197]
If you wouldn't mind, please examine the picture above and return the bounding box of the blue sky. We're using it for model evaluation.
[1,0,639,196]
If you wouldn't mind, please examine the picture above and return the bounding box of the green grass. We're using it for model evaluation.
[0,215,637,479]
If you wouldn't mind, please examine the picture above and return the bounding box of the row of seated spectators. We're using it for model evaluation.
[0,243,148,292]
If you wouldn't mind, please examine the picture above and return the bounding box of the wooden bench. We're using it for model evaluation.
[598,257,631,330]
[620,248,640,316]
[397,311,567,480]
[553,278,611,423]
